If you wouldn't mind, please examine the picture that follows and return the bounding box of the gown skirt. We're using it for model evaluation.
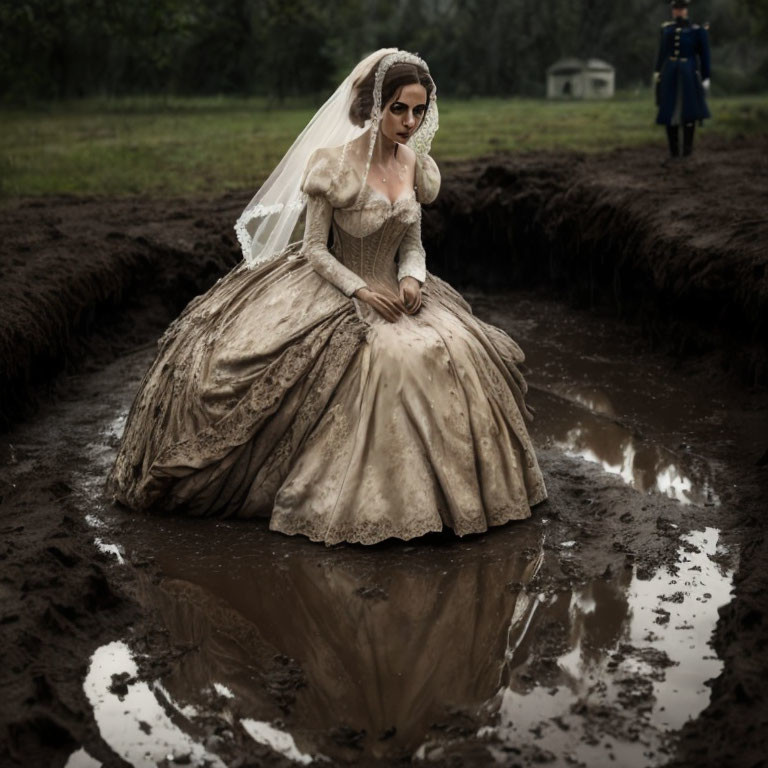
[106,248,548,546]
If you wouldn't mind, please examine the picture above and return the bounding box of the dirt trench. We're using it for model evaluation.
[1,137,767,766]
[0,194,245,432]
[1,136,767,432]
[424,135,768,386]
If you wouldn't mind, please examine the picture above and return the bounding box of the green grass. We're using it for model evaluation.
[1,93,766,199]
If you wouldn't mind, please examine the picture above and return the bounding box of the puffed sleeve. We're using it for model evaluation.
[414,154,441,205]
[300,147,334,198]
[300,150,368,297]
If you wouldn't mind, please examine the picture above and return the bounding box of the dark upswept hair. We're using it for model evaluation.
[349,61,434,128]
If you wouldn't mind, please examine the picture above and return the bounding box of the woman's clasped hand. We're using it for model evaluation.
[355,275,422,321]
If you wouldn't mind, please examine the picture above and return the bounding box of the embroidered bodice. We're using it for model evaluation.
[299,144,441,297]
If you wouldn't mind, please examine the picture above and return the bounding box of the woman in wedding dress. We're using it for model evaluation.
[106,48,547,546]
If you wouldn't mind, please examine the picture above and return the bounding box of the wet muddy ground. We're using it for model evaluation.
[1,137,767,766]
[2,292,765,767]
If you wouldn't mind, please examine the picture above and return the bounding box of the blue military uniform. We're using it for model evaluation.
[654,1,711,158]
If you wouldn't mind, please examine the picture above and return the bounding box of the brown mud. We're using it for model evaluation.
[425,134,768,387]
[1,136,767,766]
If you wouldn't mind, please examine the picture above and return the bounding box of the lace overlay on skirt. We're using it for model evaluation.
[107,188,547,546]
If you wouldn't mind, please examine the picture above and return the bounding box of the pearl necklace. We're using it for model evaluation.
[375,159,408,185]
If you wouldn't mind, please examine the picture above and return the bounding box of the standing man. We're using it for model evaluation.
[654,0,711,160]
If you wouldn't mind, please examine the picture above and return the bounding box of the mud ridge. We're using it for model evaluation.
[0,195,243,430]
[669,529,768,768]
[1,138,767,765]
[2,138,766,431]
[425,134,768,386]
[0,478,139,767]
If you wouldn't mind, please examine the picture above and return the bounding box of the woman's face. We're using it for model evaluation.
[380,83,428,145]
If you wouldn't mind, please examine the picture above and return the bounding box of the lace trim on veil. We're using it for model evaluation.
[234,48,439,269]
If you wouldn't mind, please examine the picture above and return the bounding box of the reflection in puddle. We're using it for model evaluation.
[629,528,732,730]
[129,522,545,762]
[479,527,733,765]
[80,640,225,767]
[92,536,125,564]
[64,747,101,768]
[71,322,728,764]
[85,513,108,529]
[240,720,314,764]
[74,633,328,766]
[81,519,733,765]
[532,387,720,506]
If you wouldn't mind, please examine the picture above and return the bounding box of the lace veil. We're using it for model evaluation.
[235,48,439,267]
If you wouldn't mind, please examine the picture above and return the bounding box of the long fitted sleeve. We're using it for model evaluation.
[654,27,666,76]
[397,211,427,283]
[300,194,368,297]
[697,26,711,80]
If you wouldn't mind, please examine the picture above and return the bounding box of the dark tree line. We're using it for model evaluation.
[0,0,764,103]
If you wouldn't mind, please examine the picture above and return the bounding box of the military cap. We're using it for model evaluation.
[670,0,690,7]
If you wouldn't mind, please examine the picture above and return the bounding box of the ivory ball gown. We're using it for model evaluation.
[106,147,547,545]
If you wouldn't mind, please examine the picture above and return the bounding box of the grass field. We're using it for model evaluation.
[1,93,767,199]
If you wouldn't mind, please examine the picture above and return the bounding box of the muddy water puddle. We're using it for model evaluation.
[471,293,726,509]
[57,293,740,767]
[531,388,719,507]
[479,527,732,765]
[72,518,734,767]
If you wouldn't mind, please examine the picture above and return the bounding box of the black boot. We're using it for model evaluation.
[665,125,680,158]
[682,123,695,156]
